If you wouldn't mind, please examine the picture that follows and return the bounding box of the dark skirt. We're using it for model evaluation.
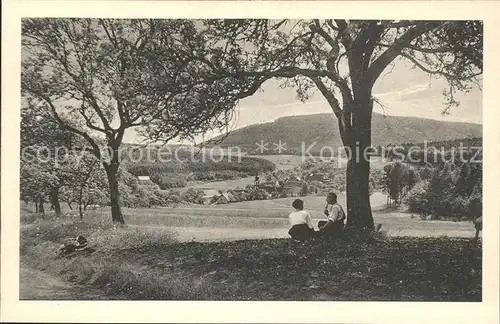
[318,220,344,236]
[288,224,314,242]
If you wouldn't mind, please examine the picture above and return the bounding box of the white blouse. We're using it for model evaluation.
[288,210,314,229]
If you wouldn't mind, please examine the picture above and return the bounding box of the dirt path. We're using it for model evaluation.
[20,266,105,300]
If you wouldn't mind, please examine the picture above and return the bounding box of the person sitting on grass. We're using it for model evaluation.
[288,199,315,242]
[57,235,89,256]
[318,192,346,237]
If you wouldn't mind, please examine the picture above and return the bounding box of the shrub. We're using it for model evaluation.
[468,195,482,219]
[388,161,409,201]
[404,161,482,221]
[246,187,270,201]
[419,163,434,181]
[153,190,182,206]
[451,196,471,220]
[426,167,457,217]
[151,174,187,189]
[408,167,421,190]
[370,169,385,190]
[181,188,205,204]
[300,183,309,196]
[228,189,247,202]
[405,180,430,216]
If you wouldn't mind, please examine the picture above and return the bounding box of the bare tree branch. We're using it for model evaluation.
[377,42,453,54]
[399,52,482,80]
[310,77,342,118]
[35,93,102,161]
[367,21,442,83]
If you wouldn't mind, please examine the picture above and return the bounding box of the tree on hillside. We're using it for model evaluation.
[21,19,258,223]
[420,162,434,181]
[407,167,421,191]
[388,161,409,204]
[59,153,108,219]
[21,103,107,218]
[21,102,80,215]
[198,19,482,229]
[20,160,59,214]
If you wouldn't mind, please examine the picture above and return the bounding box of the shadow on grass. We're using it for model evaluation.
[20,217,482,301]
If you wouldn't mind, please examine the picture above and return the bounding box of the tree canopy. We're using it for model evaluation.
[195,19,482,228]
[21,18,264,222]
[21,19,482,228]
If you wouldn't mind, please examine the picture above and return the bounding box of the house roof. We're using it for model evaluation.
[225,192,237,201]
[215,194,230,201]
[137,176,151,181]
[201,189,220,198]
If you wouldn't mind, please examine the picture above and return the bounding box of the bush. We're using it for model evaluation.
[405,180,430,216]
[181,188,205,204]
[370,169,385,190]
[468,194,482,219]
[404,161,482,221]
[153,190,182,206]
[426,168,457,217]
[228,188,248,202]
[246,187,270,201]
[419,164,434,180]
[451,196,471,220]
[151,174,187,189]
[300,183,309,196]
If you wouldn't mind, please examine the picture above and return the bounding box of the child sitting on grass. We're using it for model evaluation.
[318,192,346,237]
[288,199,315,242]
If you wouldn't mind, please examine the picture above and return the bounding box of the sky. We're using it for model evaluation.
[123,58,482,144]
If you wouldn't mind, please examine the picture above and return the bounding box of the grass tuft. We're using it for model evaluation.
[21,214,482,301]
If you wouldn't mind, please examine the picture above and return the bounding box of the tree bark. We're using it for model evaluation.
[38,198,45,214]
[345,150,374,229]
[104,159,125,224]
[50,187,61,215]
[79,203,83,220]
[78,181,84,220]
[340,86,375,230]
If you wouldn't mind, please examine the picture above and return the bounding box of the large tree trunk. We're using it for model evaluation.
[79,203,83,220]
[50,187,61,215]
[38,198,45,214]
[345,150,374,229]
[104,159,125,224]
[78,183,84,220]
[340,86,375,230]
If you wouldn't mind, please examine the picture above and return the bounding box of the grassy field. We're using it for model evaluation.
[20,187,481,301]
[22,191,478,242]
[183,154,305,191]
[20,217,482,301]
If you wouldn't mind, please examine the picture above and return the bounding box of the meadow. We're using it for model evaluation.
[182,154,306,191]
[20,212,481,301]
[22,191,478,242]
